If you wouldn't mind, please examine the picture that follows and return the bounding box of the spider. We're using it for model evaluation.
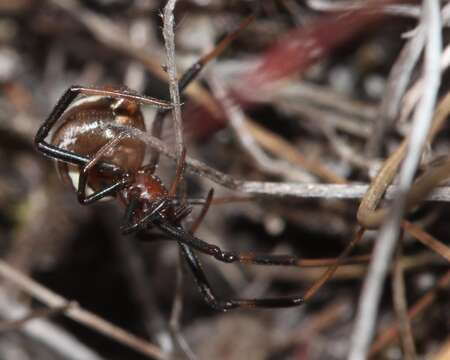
[34,16,314,311]
[35,87,309,311]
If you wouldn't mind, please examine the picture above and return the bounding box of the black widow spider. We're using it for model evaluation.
[34,15,336,311]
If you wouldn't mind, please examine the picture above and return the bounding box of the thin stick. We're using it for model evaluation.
[0,303,73,333]
[349,2,442,358]
[110,122,450,201]
[367,22,426,156]
[208,74,314,182]
[245,119,347,183]
[402,221,450,263]
[303,227,365,301]
[400,3,450,123]
[163,0,184,175]
[0,294,103,360]
[239,182,450,201]
[370,269,450,357]
[392,237,417,360]
[0,260,166,360]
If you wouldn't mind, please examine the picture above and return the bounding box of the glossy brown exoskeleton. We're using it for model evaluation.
[35,14,309,311]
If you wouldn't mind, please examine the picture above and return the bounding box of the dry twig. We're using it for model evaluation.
[392,238,417,360]
[370,269,450,357]
[350,2,442,358]
[162,0,184,163]
[0,260,167,360]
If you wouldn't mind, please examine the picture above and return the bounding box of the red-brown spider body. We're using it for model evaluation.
[119,169,176,221]
[35,13,311,310]
[51,93,174,219]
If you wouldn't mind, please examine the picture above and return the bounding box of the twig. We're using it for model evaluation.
[0,303,72,333]
[168,252,197,360]
[113,123,450,200]
[0,260,167,360]
[251,252,440,282]
[370,269,450,357]
[114,234,170,346]
[50,0,221,119]
[208,74,314,182]
[400,43,450,124]
[239,182,450,201]
[243,120,347,184]
[0,294,103,360]
[400,3,450,123]
[273,82,377,123]
[276,95,371,138]
[402,221,450,263]
[303,227,365,301]
[307,1,422,18]
[392,237,417,360]
[162,0,184,164]
[349,2,442,359]
[367,22,426,156]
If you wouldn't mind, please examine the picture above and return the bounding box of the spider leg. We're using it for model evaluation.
[180,227,365,311]
[146,14,256,171]
[179,243,303,311]
[35,87,93,167]
[177,187,303,311]
[156,218,313,266]
[79,178,131,205]
[77,134,132,205]
[173,205,193,224]
[35,85,172,170]
[121,198,170,235]
[189,189,214,234]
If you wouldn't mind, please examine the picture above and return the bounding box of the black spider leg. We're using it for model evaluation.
[138,217,365,311]
[146,14,256,172]
[127,190,303,310]
[175,188,304,311]
[120,197,170,235]
[35,86,173,204]
[179,243,303,311]
[144,221,364,310]
[35,88,93,168]
[155,217,310,267]
[182,225,365,311]
[35,85,172,170]
[77,134,133,204]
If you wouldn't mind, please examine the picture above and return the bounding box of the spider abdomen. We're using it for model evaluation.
[51,95,146,192]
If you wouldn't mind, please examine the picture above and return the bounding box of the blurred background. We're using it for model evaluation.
[0,0,449,359]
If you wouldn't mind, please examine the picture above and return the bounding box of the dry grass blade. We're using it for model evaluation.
[303,227,365,301]
[392,238,417,360]
[370,269,450,357]
[0,260,167,360]
[402,221,450,263]
[0,294,103,360]
[209,74,315,182]
[245,120,347,184]
[163,0,184,164]
[350,2,442,358]
[367,21,426,156]
[0,303,73,333]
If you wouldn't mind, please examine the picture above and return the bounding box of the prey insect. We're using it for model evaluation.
[35,15,311,311]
